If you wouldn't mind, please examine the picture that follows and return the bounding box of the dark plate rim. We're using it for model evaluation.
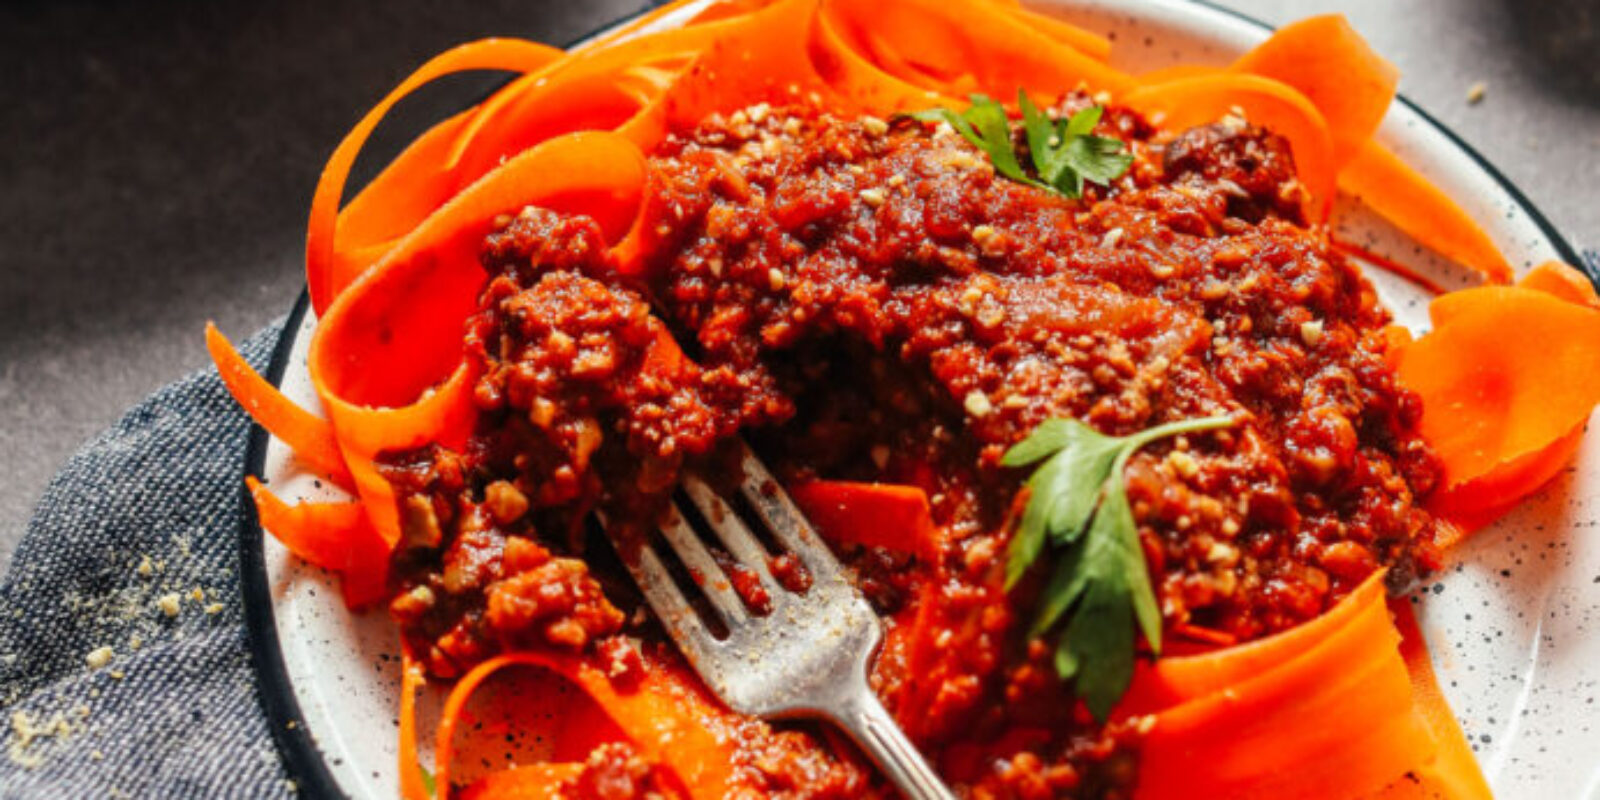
[238,3,1589,798]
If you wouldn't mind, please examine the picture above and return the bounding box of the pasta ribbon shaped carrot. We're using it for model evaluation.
[214,3,1599,797]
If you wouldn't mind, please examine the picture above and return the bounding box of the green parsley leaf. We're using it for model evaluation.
[1002,414,1234,720]
[1061,570,1135,714]
[1003,420,1122,589]
[906,99,1045,190]
[904,90,1133,200]
[1063,133,1135,187]
[1064,105,1103,139]
[418,764,437,798]
[961,95,1039,187]
[1018,91,1060,180]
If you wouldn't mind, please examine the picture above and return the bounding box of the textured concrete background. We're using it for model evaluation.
[1,0,1595,568]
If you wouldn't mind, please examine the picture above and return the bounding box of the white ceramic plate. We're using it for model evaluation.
[239,2,1600,798]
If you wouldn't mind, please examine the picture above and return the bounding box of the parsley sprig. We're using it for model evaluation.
[907,91,1134,198]
[1003,415,1234,720]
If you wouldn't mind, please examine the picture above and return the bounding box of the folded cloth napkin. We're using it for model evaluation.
[0,322,294,799]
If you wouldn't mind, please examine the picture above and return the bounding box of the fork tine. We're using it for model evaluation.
[602,448,953,800]
[657,502,750,625]
[625,541,722,666]
[734,444,846,582]
[681,474,783,594]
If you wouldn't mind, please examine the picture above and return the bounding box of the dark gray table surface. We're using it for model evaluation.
[2,0,1595,568]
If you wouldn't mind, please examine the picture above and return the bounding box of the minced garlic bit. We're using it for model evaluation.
[1466,81,1487,105]
[484,480,530,525]
[767,267,786,291]
[859,187,887,207]
[1167,450,1201,479]
[156,593,182,618]
[860,115,888,137]
[1300,319,1325,347]
[204,603,225,615]
[135,556,153,578]
[963,390,993,418]
[1207,541,1240,566]
[85,647,113,670]
[939,149,981,171]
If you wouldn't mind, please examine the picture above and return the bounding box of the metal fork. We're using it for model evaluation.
[605,441,956,800]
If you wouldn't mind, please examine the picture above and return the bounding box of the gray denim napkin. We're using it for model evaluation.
[0,322,294,799]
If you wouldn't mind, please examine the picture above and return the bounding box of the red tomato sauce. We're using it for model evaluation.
[378,94,1442,798]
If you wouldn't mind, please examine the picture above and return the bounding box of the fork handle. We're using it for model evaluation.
[831,686,958,800]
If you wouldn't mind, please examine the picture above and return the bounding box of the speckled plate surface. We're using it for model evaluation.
[240,2,1599,798]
